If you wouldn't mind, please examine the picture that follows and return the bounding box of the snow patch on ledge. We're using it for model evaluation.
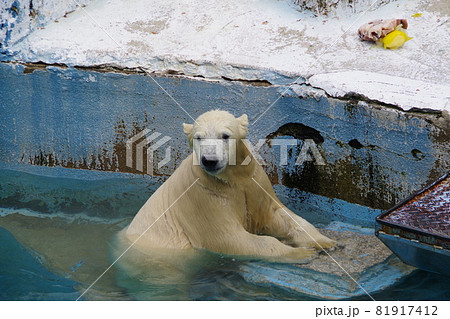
[0,0,94,53]
[5,0,449,86]
[2,0,449,112]
[309,71,450,112]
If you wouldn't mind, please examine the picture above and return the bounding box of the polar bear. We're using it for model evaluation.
[121,110,335,263]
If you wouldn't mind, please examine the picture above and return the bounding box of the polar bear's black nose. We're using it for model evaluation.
[201,155,219,169]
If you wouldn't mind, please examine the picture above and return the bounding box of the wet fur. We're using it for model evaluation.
[120,110,336,263]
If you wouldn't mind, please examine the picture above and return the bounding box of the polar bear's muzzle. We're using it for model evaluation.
[201,154,222,173]
[193,138,229,175]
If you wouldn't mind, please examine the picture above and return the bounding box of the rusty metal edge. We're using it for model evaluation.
[377,231,450,276]
[375,171,450,243]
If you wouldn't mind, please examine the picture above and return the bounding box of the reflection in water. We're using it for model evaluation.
[1,168,450,300]
[110,228,314,301]
[2,210,450,301]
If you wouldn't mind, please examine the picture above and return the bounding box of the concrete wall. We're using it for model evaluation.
[1,62,448,220]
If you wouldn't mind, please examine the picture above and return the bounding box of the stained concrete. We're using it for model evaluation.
[1,62,448,211]
[304,228,393,275]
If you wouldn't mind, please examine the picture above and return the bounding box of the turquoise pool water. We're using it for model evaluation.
[1,166,449,301]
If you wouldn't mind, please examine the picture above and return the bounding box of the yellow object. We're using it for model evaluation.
[411,13,422,17]
[382,30,413,49]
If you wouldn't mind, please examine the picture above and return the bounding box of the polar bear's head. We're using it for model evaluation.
[183,110,248,176]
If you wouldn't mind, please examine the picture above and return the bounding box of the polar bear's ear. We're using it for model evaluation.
[183,123,194,148]
[183,123,193,135]
[237,114,248,138]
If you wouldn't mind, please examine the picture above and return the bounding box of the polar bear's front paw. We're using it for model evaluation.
[280,247,317,263]
[292,234,337,251]
[313,236,337,251]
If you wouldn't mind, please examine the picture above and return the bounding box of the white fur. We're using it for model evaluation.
[121,110,336,263]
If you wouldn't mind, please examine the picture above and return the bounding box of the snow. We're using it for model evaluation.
[0,0,94,51]
[309,71,450,112]
[3,0,450,111]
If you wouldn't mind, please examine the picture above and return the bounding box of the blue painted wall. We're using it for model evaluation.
[1,62,448,218]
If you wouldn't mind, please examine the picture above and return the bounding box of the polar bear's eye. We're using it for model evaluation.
[222,133,230,140]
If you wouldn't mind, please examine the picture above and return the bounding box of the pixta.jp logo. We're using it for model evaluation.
[126,129,171,176]
[127,129,325,176]
[191,138,325,167]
